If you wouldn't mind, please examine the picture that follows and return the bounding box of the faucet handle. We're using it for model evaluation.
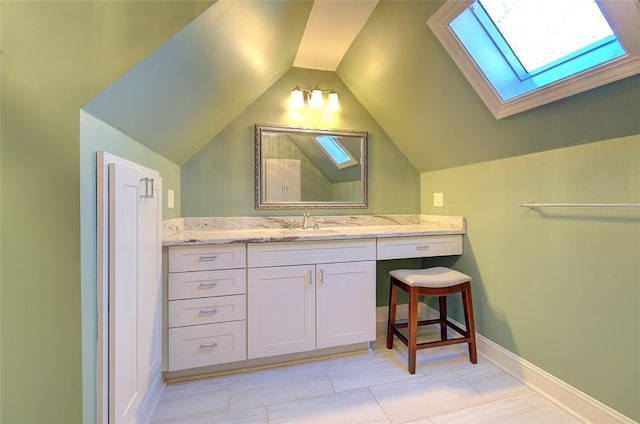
[301,212,311,229]
[313,218,324,230]
[285,219,296,230]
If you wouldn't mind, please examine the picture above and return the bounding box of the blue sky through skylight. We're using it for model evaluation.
[448,0,625,101]
[480,0,616,73]
[315,135,357,169]
[429,0,640,117]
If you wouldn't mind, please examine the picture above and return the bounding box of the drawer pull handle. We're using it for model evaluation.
[198,308,217,316]
[416,245,431,251]
[198,342,218,350]
[198,255,217,262]
[198,282,218,289]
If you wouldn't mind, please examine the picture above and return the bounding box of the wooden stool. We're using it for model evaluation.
[386,267,477,374]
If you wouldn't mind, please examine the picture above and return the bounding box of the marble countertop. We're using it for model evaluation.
[163,214,465,246]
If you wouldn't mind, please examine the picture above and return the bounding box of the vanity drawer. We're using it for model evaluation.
[168,244,246,272]
[247,239,376,267]
[168,269,246,300]
[377,235,462,260]
[168,295,246,328]
[168,321,246,371]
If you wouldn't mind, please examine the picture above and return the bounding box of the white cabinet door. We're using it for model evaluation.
[108,162,161,424]
[283,158,301,201]
[247,264,315,359]
[108,163,141,424]
[264,158,301,201]
[264,158,284,201]
[316,261,376,349]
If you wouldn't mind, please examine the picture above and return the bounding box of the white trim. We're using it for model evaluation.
[376,303,429,323]
[476,334,637,424]
[377,305,636,424]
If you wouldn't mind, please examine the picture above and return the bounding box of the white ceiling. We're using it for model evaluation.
[293,0,379,71]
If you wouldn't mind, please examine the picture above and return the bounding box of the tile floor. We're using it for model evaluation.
[151,324,583,423]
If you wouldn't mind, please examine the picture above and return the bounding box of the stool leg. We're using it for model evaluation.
[461,282,477,364]
[386,278,398,349]
[408,287,418,374]
[438,296,447,341]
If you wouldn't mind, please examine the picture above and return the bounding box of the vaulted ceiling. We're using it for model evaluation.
[84,0,312,164]
[84,0,378,165]
[83,0,640,172]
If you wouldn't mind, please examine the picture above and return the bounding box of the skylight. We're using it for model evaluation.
[481,0,616,73]
[315,135,357,169]
[448,0,626,101]
[428,0,640,118]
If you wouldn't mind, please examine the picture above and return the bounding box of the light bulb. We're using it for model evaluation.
[290,88,304,109]
[327,91,340,111]
[309,88,323,108]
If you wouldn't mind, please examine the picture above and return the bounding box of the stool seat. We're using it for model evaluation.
[387,266,477,374]
[389,267,471,288]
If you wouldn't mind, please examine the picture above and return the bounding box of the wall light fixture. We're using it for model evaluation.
[290,86,340,111]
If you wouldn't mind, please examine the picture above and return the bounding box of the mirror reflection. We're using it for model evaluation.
[255,124,368,209]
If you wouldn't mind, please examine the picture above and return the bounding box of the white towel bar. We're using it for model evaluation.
[520,201,640,208]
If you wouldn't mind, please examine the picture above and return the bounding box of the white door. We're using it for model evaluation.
[247,265,315,358]
[108,162,162,424]
[316,261,376,349]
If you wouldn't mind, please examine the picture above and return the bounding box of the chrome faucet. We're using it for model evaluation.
[301,212,311,230]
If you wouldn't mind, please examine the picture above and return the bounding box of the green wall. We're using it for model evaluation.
[338,0,640,173]
[2,1,638,422]
[420,134,640,420]
[180,67,422,308]
[79,110,181,422]
[181,68,420,306]
[180,67,421,217]
[0,2,212,423]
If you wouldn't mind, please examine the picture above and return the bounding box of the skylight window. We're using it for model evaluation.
[428,0,640,118]
[481,0,617,73]
[448,0,625,101]
[315,135,357,169]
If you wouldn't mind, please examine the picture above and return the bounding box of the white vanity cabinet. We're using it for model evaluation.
[162,228,465,376]
[166,244,247,371]
[377,234,463,260]
[247,239,376,359]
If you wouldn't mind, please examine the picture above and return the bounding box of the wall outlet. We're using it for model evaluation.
[167,189,175,209]
[433,192,444,207]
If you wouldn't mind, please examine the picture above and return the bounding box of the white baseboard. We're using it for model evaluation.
[376,303,429,323]
[377,305,636,424]
[477,335,636,424]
